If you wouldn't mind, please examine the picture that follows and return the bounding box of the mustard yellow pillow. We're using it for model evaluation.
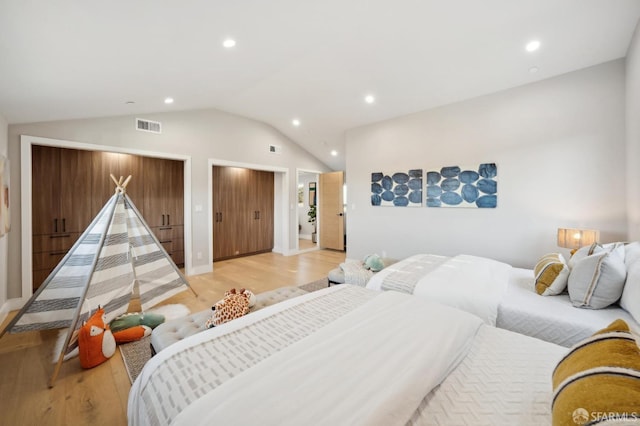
[552,319,640,426]
[534,253,570,296]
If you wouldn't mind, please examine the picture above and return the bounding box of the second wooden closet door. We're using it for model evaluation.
[212,166,274,261]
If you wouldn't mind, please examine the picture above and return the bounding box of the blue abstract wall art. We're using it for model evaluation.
[371,169,423,207]
[426,163,497,208]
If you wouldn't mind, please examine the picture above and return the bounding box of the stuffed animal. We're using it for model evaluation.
[106,311,164,343]
[112,325,152,344]
[109,312,165,333]
[78,307,116,369]
[205,288,255,328]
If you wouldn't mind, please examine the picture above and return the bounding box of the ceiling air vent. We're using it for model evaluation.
[269,144,282,154]
[136,118,162,134]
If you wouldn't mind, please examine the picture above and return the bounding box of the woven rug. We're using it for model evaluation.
[120,336,152,384]
[298,277,329,292]
[120,303,191,384]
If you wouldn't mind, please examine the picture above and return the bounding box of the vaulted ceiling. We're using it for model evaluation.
[1,1,639,169]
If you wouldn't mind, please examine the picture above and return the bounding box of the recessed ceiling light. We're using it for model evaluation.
[125,101,135,105]
[164,97,174,104]
[525,40,540,52]
[331,150,338,156]
[292,119,301,127]
[364,95,375,104]
[223,38,236,48]
[529,66,539,74]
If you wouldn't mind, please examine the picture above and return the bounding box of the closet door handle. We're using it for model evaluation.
[257,211,260,219]
[219,212,223,222]
[167,214,170,225]
[54,219,58,233]
[162,214,165,226]
[62,218,66,232]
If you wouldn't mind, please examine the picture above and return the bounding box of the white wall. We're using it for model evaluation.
[345,60,627,268]
[627,20,640,241]
[0,113,8,321]
[7,108,330,300]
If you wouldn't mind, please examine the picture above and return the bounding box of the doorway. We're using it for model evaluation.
[297,170,320,253]
[319,171,345,251]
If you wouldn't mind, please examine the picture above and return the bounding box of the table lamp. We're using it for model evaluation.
[557,228,600,253]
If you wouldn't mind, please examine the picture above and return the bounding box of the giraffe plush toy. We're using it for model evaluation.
[205,288,256,328]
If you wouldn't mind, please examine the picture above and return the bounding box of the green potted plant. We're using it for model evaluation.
[308,204,317,243]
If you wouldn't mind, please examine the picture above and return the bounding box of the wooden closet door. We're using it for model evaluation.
[212,166,249,260]
[58,148,93,233]
[118,153,145,209]
[32,145,60,235]
[143,157,167,228]
[142,156,184,266]
[92,152,145,216]
[213,167,274,260]
[165,159,184,264]
[32,145,92,291]
[91,151,120,216]
[247,170,274,253]
[166,159,184,226]
[212,166,226,259]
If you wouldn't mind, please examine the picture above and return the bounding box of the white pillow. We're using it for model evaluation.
[568,242,626,309]
[620,242,640,322]
[624,241,640,269]
[568,243,603,269]
[533,253,570,296]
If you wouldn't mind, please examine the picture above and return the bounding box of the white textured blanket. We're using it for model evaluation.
[129,285,482,426]
[340,259,374,286]
[367,254,512,325]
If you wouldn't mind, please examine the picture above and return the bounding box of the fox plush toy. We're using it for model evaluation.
[78,307,116,369]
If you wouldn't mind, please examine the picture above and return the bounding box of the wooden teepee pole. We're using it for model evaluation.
[50,189,123,387]
[110,174,132,193]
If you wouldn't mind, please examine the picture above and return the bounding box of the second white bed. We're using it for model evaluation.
[366,254,638,346]
[497,267,638,347]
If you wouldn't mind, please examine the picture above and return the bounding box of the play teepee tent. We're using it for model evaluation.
[0,175,195,386]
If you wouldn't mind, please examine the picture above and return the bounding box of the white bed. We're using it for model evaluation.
[129,285,565,426]
[497,267,638,347]
[365,254,638,347]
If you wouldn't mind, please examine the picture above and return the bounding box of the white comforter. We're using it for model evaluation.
[128,286,483,426]
[366,254,512,325]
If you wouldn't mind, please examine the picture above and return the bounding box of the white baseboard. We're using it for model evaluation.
[0,297,26,326]
[0,302,9,327]
[190,264,213,276]
[7,297,26,310]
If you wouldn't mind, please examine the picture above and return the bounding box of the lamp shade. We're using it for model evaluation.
[557,228,600,249]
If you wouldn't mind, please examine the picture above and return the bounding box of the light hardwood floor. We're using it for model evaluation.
[298,238,317,250]
[0,249,345,426]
